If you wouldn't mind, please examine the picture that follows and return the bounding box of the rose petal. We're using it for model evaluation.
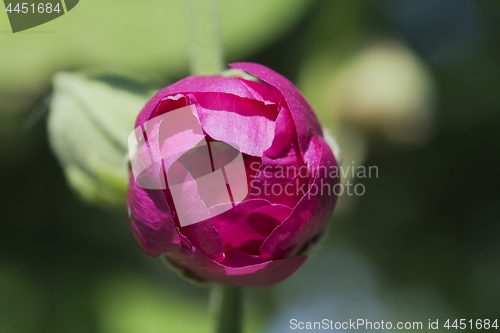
[229,62,323,155]
[166,161,225,262]
[259,136,339,259]
[166,233,307,287]
[192,93,278,156]
[220,248,267,267]
[136,76,226,127]
[264,107,298,159]
[136,76,280,127]
[210,199,292,255]
[135,78,281,157]
[194,77,280,105]
[249,108,310,208]
[180,220,225,263]
[128,68,339,285]
[127,174,181,256]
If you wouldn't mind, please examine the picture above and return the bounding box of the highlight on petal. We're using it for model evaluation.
[192,93,278,156]
[229,62,323,155]
[128,104,206,190]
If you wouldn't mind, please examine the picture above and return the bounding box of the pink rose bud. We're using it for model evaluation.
[127,63,340,286]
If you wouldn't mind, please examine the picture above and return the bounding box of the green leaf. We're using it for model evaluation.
[48,72,154,206]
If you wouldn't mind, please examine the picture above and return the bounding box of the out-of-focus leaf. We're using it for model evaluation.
[93,273,211,333]
[0,264,45,333]
[0,0,312,112]
[48,72,153,206]
[297,0,365,133]
[93,271,263,333]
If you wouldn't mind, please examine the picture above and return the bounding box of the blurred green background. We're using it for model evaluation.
[1,0,500,332]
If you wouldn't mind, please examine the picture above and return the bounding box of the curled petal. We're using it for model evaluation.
[136,76,280,127]
[229,62,323,155]
[193,94,277,156]
[259,136,339,259]
[249,108,309,208]
[135,76,226,127]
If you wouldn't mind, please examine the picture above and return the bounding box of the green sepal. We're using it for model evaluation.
[48,72,155,206]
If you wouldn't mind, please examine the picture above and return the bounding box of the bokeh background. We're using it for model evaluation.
[1,0,500,332]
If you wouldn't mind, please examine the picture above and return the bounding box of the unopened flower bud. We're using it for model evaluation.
[127,63,341,286]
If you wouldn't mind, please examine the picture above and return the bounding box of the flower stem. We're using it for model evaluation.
[183,0,225,75]
[183,1,239,331]
[211,285,243,333]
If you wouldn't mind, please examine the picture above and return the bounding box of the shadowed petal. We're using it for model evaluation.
[166,233,307,287]
[127,174,181,256]
[259,136,339,259]
[210,199,292,255]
